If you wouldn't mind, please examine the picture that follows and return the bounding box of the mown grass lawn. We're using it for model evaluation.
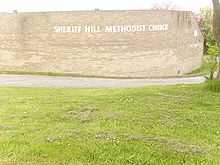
[0,85,220,164]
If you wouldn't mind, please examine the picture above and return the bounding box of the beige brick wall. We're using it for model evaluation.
[0,10,203,78]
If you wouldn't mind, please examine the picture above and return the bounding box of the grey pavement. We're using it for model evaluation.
[0,74,206,88]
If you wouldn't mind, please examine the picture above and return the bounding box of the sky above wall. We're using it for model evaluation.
[0,0,212,13]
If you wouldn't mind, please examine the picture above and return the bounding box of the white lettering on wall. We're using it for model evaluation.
[54,26,82,33]
[54,24,169,33]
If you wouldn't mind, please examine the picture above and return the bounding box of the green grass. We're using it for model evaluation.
[0,85,220,164]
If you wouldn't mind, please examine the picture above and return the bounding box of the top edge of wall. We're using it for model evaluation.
[0,9,193,15]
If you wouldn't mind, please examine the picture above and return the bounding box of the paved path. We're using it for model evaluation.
[0,74,205,88]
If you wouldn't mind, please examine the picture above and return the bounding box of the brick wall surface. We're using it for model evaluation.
[0,10,203,78]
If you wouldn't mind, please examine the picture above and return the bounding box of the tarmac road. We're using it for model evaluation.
[0,74,206,88]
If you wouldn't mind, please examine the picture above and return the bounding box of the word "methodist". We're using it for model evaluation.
[54,24,169,33]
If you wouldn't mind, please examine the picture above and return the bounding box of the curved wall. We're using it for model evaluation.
[0,10,203,78]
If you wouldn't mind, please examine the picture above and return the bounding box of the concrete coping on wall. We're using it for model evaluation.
[1,9,194,15]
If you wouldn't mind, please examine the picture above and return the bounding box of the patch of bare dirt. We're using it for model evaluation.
[0,125,14,130]
[94,132,208,154]
[67,107,122,122]
[67,107,99,122]
[126,135,207,154]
